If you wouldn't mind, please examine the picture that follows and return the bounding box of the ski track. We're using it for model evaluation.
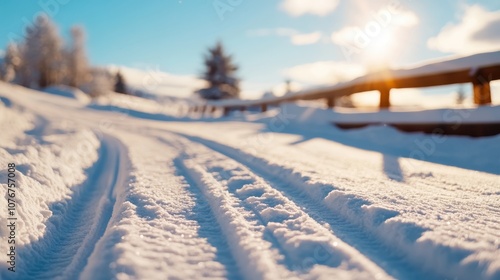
[172,156,242,280]
[157,133,393,280]
[2,84,498,279]
[170,146,294,279]
[170,132,444,280]
[19,135,127,280]
[79,133,245,280]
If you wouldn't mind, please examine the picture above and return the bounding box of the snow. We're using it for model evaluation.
[0,97,101,279]
[43,85,91,104]
[1,81,499,280]
[394,50,500,78]
[330,105,500,124]
[106,65,205,99]
[261,102,500,125]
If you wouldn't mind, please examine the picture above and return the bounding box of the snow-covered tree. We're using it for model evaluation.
[0,43,21,82]
[66,26,89,88]
[20,15,64,88]
[81,67,114,97]
[114,71,128,94]
[196,42,240,100]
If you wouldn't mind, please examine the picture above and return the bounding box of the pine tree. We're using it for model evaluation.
[0,43,21,82]
[20,15,64,88]
[66,26,89,88]
[114,71,128,94]
[196,42,240,100]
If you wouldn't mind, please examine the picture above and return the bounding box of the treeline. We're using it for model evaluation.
[0,14,244,100]
[0,15,127,96]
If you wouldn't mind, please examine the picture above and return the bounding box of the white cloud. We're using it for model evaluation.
[392,10,419,27]
[331,26,361,47]
[247,28,298,37]
[291,32,323,45]
[248,28,323,46]
[331,9,418,48]
[284,61,365,85]
[428,5,500,55]
[330,8,419,64]
[280,0,339,17]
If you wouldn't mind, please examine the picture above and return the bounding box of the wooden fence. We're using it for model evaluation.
[194,51,500,114]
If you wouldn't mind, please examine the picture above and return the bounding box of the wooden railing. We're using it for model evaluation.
[195,51,500,114]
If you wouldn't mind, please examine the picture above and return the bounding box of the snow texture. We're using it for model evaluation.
[0,81,499,280]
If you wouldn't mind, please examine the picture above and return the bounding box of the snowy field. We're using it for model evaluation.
[0,81,499,280]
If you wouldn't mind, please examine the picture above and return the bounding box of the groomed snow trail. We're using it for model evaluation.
[79,132,241,280]
[1,83,499,279]
[157,124,499,280]
[157,133,393,280]
[20,135,128,280]
[170,133,437,280]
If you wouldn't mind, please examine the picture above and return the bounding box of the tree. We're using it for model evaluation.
[0,43,21,82]
[285,79,292,95]
[456,85,466,105]
[66,26,89,88]
[82,67,113,97]
[262,89,276,99]
[196,41,240,100]
[20,14,64,88]
[114,71,128,94]
[338,95,355,108]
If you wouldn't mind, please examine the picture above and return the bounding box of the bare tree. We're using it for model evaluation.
[21,14,64,88]
[66,26,89,88]
[456,85,466,105]
[82,67,114,97]
[0,43,21,82]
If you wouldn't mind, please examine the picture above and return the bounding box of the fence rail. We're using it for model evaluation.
[194,51,500,114]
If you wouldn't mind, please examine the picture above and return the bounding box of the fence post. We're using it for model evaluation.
[379,87,391,109]
[326,97,335,109]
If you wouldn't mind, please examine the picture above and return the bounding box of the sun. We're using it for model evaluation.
[363,29,397,69]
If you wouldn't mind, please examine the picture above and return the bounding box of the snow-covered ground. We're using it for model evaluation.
[0,81,499,280]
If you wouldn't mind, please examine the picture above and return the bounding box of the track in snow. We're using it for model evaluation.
[172,152,293,279]
[172,133,441,280]
[20,135,127,280]
[159,133,390,279]
[172,156,242,280]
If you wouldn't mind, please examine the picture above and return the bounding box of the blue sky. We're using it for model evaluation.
[1,0,500,101]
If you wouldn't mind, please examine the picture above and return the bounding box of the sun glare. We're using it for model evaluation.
[363,29,396,69]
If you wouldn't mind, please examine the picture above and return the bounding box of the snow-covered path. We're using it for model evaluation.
[22,135,127,279]
[0,82,499,280]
